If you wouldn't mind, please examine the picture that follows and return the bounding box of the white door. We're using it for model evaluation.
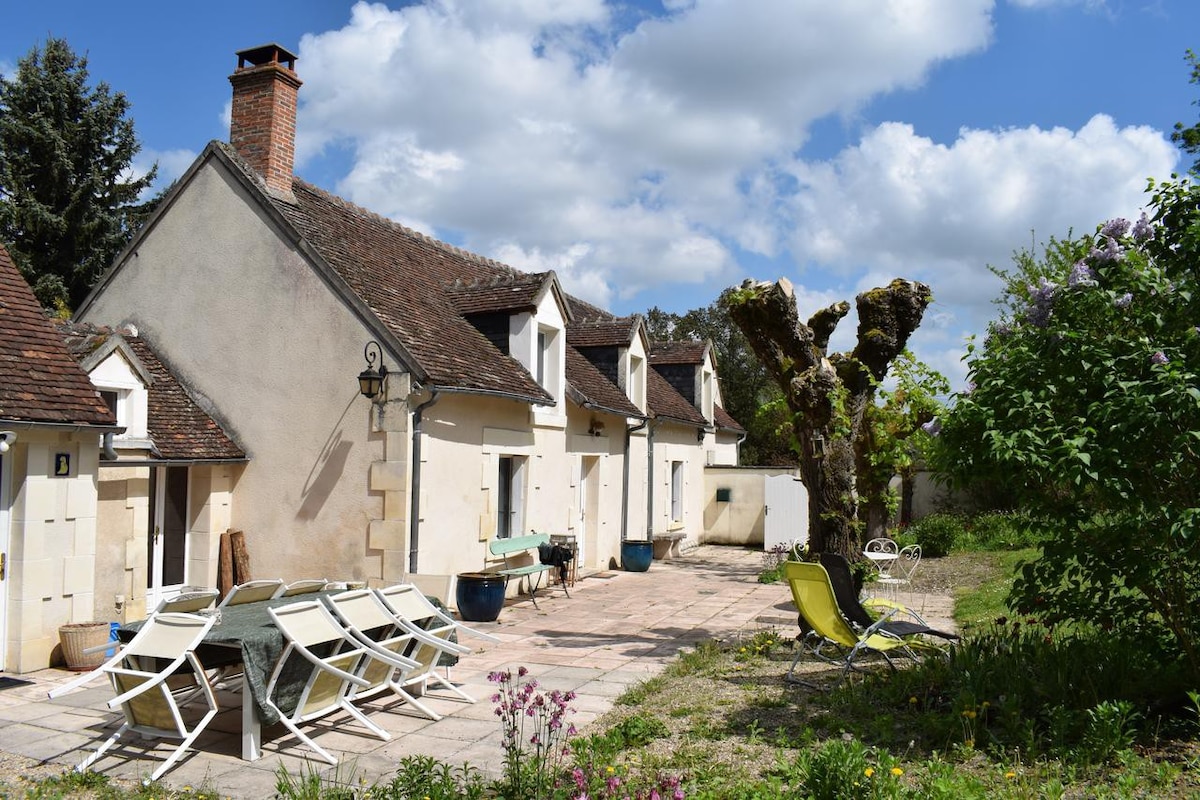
[578,456,600,569]
[764,474,806,552]
[0,451,10,669]
[147,466,189,610]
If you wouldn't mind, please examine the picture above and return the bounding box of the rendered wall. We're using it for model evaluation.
[702,466,800,546]
[411,394,637,586]
[82,159,393,588]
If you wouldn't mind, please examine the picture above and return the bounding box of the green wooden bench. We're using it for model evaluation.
[489,532,570,608]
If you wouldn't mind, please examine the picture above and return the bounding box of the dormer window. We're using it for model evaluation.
[629,353,646,412]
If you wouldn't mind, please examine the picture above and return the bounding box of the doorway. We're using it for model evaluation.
[146,466,189,610]
[578,456,600,569]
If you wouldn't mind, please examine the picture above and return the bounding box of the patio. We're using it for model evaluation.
[0,545,953,798]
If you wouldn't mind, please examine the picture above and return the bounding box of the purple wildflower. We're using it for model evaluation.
[1101,218,1131,239]
[922,418,942,436]
[1068,260,1097,289]
[1131,212,1154,242]
[1151,351,1169,365]
[1114,292,1132,309]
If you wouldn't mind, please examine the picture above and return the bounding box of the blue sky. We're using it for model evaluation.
[3,1,1198,389]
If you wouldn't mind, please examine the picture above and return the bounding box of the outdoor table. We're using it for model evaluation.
[121,592,336,761]
[120,590,461,762]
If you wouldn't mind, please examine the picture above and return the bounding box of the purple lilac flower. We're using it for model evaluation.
[1151,351,1169,365]
[922,417,942,436]
[1132,212,1154,242]
[1068,260,1097,288]
[1114,292,1132,309]
[1090,236,1124,264]
[1025,278,1057,328]
[1101,218,1131,239]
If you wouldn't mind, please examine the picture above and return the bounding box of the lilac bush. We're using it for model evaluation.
[934,176,1200,680]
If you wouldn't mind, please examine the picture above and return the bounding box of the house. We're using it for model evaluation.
[70,43,742,626]
[0,244,120,672]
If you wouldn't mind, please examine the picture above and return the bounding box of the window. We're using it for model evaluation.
[100,390,119,417]
[670,460,684,523]
[497,456,526,538]
[536,330,547,387]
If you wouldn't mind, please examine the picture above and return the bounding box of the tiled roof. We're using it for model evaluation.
[254,159,552,404]
[714,404,745,433]
[649,341,709,365]
[127,337,247,460]
[567,317,641,349]
[0,244,116,427]
[445,273,553,316]
[647,368,706,427]
[565,346,643,419]
[58,322,246,460]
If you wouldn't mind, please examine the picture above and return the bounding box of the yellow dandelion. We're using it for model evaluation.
[890,767,904,777]
[607,765,615,774]
[962,709,977,719]
[964,738,975,749]
[908,696,918,704]
[982,700,991,708]
[864,767,875,777]
[1005,771,1016,780]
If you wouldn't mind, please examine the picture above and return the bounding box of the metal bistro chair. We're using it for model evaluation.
[48,613,219,782]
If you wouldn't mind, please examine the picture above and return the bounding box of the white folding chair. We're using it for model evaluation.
[48,613,218,783]
[217,579,284,607]
[154,589,219,614]
[278,578,328,597]
[265,599,412,764]
[374,583,497,706]
[322,589,448,720]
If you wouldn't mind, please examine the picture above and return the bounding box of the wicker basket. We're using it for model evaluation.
[59,622,110,671]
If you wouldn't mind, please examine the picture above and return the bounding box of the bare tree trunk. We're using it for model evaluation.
[726,277,931,561]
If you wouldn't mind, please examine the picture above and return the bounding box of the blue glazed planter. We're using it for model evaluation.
[621,540,654,572]
[456,572,507,622]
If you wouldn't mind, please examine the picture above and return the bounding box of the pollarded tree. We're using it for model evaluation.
[0,37,156,311]
[933,176,1200,679]
[724,278,932,559]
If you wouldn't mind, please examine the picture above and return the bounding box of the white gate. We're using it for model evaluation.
[763,474,806,552]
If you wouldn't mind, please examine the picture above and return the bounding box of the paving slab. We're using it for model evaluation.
[2,545,956,798]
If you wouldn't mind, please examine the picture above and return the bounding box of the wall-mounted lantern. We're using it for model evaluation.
[357,341,389,401]
[0,431,15,453]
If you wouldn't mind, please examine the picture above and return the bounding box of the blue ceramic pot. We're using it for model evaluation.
[621,540,654,572]
[455,572,507,622]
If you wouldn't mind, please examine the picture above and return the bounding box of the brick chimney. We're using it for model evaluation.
[229,44,302,198]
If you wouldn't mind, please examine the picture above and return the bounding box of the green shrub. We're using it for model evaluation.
[959,511,1040,551]
[906,513,967,556]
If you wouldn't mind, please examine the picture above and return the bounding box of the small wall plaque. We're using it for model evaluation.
[54,453,71,477]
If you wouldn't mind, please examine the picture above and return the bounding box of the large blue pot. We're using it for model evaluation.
[455,572,507,622]
[621,540,654,572]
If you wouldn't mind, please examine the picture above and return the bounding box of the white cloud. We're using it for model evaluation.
[782,115,1178,360]
[277,1,1180,390]
[294,0,996,307]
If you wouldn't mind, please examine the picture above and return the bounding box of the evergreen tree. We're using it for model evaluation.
[0,37,156,311]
